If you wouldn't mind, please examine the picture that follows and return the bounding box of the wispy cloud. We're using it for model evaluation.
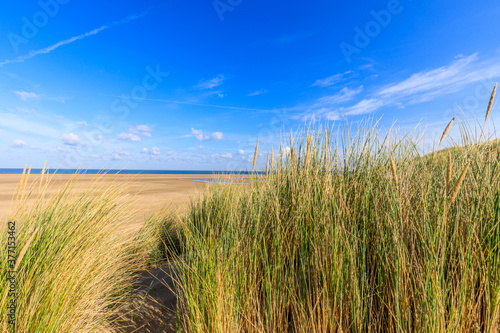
[276,31,315,44]
[12,139,26,148]
[0,112,60,139]
[0,8,153,67]
[248,89,268,96]
[301,86,363,120]
[379,54,480,100]
[197,74,225,89]
[303,54,500,119]
[312,71,355,88]
[12,107,36,114]
[12,90,39,100]
[343,98,385,116]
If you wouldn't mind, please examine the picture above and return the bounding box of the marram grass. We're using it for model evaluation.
[171,117,500,332]
[0,173,148,332]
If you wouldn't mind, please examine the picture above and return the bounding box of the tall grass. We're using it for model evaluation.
[173,115,500,330]
[0,173,148,332]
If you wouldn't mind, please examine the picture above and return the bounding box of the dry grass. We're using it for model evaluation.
[0,173,149,332]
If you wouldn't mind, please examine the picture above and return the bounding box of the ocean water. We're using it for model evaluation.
[0,168,257,175]
[180,178,251,185]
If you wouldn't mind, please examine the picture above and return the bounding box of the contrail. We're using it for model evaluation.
[0,7,153,67]
[99,94,275,113]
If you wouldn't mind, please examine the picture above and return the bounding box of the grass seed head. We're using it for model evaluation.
[390,156,399,191]
[253,139,259,170]
[324,130,328,165]
[265,153,270,178]
[439,117,455,146]
[485,83,497,121]
[450,159,471,203]
[304,136,312,169]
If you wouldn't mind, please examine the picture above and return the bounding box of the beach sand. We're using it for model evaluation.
[0,174,224,224]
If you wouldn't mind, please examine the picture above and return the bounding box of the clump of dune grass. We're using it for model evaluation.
[0,172,148,332]
[172,88,500,332]
[140,209,184,267]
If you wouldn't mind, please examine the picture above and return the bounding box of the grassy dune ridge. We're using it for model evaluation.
[173,118,500,332]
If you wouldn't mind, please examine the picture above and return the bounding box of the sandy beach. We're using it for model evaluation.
[0,174,224,223]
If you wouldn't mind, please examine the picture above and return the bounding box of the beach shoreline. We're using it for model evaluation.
[0,174,227,224]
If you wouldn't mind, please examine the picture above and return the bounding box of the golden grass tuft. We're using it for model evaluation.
[0,174,148,332]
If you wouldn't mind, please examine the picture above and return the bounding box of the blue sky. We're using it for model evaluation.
[1,0,500,171]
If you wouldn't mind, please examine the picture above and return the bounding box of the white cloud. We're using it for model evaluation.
[12,90,39,101]
[141,148,148,153]
[136,125,152,132]
[197,74,225,89]
[151,147,160,155]
[12,139,26,148]
[312,71,354,88]
[191,128,224,141]
[248,89,268,96]
[221,153,233,159]
[191,128,208,141]
[211,132,224,141]
[238,149,245,155]
[117,132,141,142]
[77,121,88,127]
[120,125,153,139]
[61,133,80,146]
